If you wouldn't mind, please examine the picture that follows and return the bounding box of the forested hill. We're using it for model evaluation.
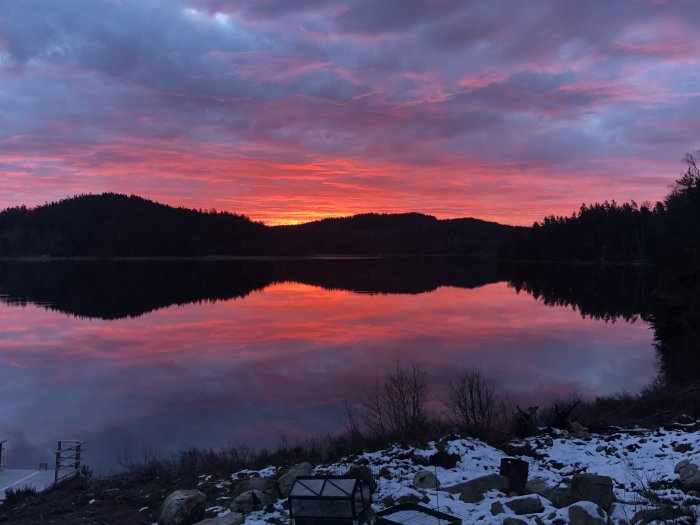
[270,213,516,256]
[502,152,700,273]
[0,194,267,256]
[0,193,520,257]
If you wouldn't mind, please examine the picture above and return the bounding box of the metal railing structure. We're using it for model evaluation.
[54,440,85,485]
[0,440,6,472]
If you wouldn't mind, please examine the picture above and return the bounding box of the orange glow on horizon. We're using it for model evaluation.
[0,140,678,228]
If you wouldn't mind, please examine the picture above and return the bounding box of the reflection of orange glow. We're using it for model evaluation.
[0,281,656,465]
[0,281,655,390]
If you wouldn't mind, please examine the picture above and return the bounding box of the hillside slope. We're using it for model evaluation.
[0,194,521,257]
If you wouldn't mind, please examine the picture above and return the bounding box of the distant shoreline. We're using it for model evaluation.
[0,254,388,262]
[0,255,655,267]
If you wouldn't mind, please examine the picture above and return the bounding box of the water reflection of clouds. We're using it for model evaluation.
[0,282,655,471]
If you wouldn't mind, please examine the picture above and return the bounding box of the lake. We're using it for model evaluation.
[0,258,657,473]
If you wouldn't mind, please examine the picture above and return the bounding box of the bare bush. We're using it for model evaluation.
[360,363,431,439]
[448,367,508,441]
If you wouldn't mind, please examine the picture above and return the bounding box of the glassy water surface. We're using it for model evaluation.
[0,258,656,472]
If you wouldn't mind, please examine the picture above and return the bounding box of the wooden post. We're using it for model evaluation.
[54,441,62,485]
[75,442,82,474]
[0,440,5,472]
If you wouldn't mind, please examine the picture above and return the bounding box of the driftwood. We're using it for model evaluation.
[551,400,581,430]
[512,405,539,437]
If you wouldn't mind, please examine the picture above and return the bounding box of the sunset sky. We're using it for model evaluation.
[1,0,699,225]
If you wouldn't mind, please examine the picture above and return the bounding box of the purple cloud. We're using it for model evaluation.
[0,0,698,225]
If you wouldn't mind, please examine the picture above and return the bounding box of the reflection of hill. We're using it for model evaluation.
[0,258,504,320]
[1,258,696,388]
[505,262,699,387]
[505,263,657,323]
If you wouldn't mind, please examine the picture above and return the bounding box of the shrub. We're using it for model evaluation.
[360,363,432,440]
[2,486,37,509]
[448,366,509,442]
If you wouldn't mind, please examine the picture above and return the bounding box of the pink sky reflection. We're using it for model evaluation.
[0,281,655,471]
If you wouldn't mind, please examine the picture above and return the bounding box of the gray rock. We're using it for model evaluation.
[345,464,377,493]
[278,462,314,498]
[159,490,206,525]
[567,502,609,525]
[458,474,509,503]
[675,459,700,490]
[233,476,276,498]
[570,421,590,439]
[397,493,421,505]
[442,481,468,494]
[632,505,695,525]
[550,483,573,508]
[502,519,528,525]
[194,513,244,525]
[412,470,439,489]
[230,489,271,514]
[504,495,545,515]
[571,473,614,511]
[674,459,691,474]
[490,501,505,515]
[525,477,554,499]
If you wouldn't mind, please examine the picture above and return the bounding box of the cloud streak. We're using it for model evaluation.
[0,0,698,224]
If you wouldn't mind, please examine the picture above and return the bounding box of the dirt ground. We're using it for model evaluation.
[0,473,227,525]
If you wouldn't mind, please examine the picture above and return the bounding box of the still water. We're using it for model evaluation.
[0,259,655,472]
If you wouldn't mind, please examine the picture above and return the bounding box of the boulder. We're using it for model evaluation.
[442,481,468,494]
[504,495,545,515]
[571,473,614,511]
[550,483,574,508]
[233,476,276,499]
[278,462,314,498]
[490,501,505,515]
[194,513,244,525]
[159,490,206,525]
[412,471,439,489]
[458,474,509,503]
[570,420,590,439]
[632,505,696,525]
[397,493,421,505]
[230,489,271,514]
[675,459,700,490]
[567,501,609,525]
[502,519,528,525]
[525,477,555,499]
[345,464,377,493]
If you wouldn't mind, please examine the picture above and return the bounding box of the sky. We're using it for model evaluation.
[1,0,699,225]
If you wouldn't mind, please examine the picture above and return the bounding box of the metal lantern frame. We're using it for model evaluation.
[375,503,462,525]
[288,476,373,525]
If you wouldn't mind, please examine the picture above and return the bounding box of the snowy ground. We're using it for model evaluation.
[200,425,700,525]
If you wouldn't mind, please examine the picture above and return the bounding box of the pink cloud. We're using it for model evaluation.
[0,0,698,224]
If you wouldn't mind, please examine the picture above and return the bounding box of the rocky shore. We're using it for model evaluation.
[3,424,700,525]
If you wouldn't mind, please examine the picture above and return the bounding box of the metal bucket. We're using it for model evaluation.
[499,457,528,495]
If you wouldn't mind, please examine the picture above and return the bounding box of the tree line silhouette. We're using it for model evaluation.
[1,152,697,266]
[504,152,700,271]
[0,194,518,257]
